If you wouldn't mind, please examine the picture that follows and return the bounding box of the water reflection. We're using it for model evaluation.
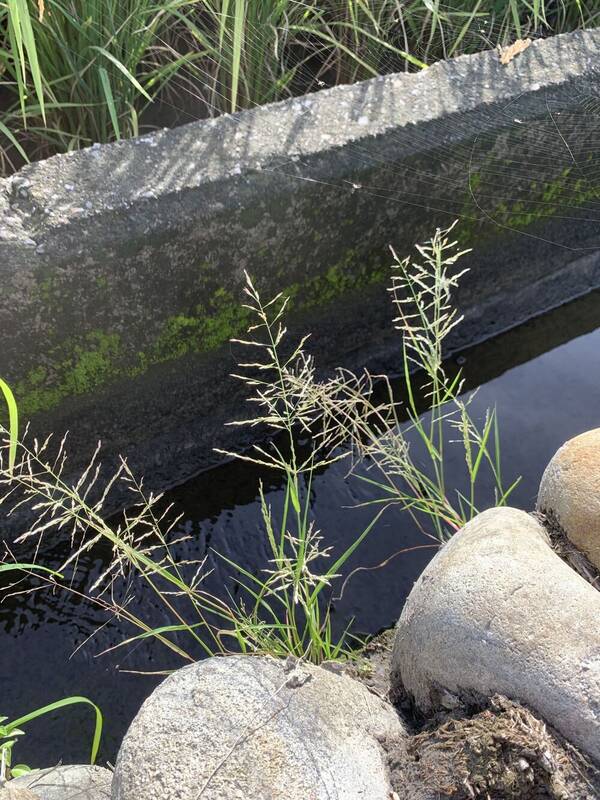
[3,286,600,765]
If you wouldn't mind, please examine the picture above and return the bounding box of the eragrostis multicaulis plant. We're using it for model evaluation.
[300,220,521,541]
[0,222,519,666]
[234,220,519,543]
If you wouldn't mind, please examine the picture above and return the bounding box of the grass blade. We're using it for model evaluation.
[0,563,63,578]
[0,379,18,473]
[8,697,103,765]
[231,0,246,112]
[98,66,120,140]
[90,46,152,102]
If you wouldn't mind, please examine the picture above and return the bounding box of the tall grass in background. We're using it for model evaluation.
[0,0,597,171]
[0,0,202,169]
[178,0,428,115]
[187,0,594,115]
[0,224,519,666]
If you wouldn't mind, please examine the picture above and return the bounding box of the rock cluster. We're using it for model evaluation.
[7,428,600,798]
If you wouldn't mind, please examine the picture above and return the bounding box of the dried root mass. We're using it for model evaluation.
[386,695,600,800]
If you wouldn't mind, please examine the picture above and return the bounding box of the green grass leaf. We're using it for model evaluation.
[0,379,18,473]
[98,66,121,140]
[9,0,46,123]
[230,0,246,112]
[0,119,30,163]
[90,46,152,102]
[0,563,63,578]
[8,697,103,765]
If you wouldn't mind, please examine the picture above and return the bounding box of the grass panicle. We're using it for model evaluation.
[0,223,519,672]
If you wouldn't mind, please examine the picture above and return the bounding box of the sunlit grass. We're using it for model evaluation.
[0,0,596,171]
[0,379,18,473]
[0,223,519,670]
[0,0,201,169]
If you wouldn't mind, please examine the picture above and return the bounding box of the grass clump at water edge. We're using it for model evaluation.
[0,223,519,671]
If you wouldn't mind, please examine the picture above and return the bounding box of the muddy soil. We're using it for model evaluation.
[347,626,600,799]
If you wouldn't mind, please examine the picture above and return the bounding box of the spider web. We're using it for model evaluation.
[146,0,600,251]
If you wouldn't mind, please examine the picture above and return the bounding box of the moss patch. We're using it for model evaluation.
[13,156,597,420]
[456,162,599,246]
[15,248,388,417]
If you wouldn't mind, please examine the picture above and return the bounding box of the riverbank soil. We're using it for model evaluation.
[347,629,600,799]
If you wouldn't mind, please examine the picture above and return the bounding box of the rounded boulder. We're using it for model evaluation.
[113,654,405,799]
[537,427,600,570]
[390,507,600,763]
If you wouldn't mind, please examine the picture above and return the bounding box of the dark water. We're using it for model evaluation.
[3,287,600,767]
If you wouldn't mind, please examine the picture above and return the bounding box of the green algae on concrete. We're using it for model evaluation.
[13,248,390,418]
[2,28,599,507]
[15,331,124,417]
[12,153,599,422]
[12,148,599,421]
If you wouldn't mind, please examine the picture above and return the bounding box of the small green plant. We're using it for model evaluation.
[0,697,103,782]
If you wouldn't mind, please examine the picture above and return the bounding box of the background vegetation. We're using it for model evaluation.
[0,0,597,173]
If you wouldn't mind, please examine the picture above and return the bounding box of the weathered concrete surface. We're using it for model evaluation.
[113,655,405,799]
[390,507,600,763]
[538,428,600,570]
[10,766,111,799]
[1,30,599,507]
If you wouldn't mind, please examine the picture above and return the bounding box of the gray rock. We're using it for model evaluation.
[537,427,600,570]
[9,766,111,800]
[113,654,405,799]
[0,786,41,800]
[390,507,600,763]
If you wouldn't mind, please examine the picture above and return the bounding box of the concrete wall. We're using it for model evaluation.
[0,28,599,504]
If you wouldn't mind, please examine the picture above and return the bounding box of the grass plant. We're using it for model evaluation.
[0,1,597,171]
[0,0,202,170]
[0,697,103,781]
[0,224,518,668]
[284,222,521,541]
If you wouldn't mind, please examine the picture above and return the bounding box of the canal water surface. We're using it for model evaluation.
[3,286,600,766]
